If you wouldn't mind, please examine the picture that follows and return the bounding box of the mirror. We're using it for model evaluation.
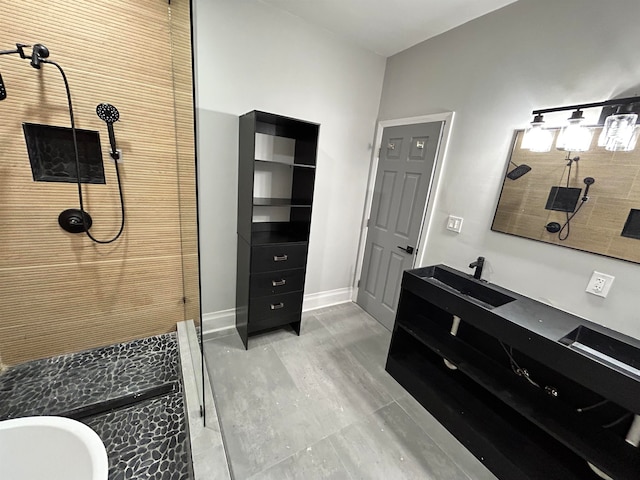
[492,128,640,264]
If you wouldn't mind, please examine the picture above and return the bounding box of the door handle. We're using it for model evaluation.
[270,302,285,310]
[397,245,415,254]
[272,279,286,287]
[273,254,288,262]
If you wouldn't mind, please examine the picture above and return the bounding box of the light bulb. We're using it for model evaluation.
[598,112,638,151]
[556,110,593,152]
[521,114,553,152]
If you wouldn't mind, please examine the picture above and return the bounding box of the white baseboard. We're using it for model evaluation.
[302,287,353,312]
[201,287,353,338]
[201,308,236,339]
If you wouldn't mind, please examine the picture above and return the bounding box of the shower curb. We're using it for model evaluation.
[177,320,231,480]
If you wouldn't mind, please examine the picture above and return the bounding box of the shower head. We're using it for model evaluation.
[582,177,595,200]
[96,103,120,160]
[30,44,49,69]
[96,103,119,124]
[507,163,531,180]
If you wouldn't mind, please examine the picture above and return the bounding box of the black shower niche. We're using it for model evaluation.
[621,209,640,240]
[23,123,105,184]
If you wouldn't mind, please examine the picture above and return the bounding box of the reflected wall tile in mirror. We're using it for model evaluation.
[493,127,640,264]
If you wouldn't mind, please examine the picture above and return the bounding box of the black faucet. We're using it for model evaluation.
[469,256,485,280]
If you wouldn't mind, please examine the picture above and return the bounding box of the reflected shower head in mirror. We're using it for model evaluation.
[582,177,595,201]
[507,161,531,180]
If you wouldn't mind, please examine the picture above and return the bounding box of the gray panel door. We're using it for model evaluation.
[357,121,443,330]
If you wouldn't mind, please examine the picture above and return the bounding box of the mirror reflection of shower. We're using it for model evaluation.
[544,153,596,240]
[0,43,126,244]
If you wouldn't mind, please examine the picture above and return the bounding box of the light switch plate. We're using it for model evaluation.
[446,215,463,233]
[586,271,615,298]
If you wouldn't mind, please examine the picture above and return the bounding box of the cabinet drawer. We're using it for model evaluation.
[251,243,307,273]
[250,269,305,297]
[249,291,303,323]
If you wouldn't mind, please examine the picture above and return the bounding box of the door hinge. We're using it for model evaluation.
[367,218,371,228]
[182,296,187,304]
[357,279,361,287]
[378,147,381,158]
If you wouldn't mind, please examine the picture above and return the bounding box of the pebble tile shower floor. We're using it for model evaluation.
[0,333,190,479]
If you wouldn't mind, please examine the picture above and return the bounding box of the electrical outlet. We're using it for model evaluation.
[446,215,463,233]
[586,271,615,298]
[593,277,606,292]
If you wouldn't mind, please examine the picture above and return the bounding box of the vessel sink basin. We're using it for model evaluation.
[423,265,516,309]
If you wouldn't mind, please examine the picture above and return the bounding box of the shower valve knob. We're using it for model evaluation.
[58,209,92,234]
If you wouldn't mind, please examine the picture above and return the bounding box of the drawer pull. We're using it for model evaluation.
[272,279,287,287]
[270,302,285,310]
[273,254,288,262]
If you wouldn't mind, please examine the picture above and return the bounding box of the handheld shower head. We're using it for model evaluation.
[582,177,595,200]
[30,44,49,69]
[96,103,120,160]
[96,103,119,124]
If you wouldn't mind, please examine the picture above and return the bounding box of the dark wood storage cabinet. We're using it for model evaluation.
[236,111,319,349]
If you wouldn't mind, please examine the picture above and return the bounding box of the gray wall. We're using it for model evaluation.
[379,0,640,339]
[193,0,386,316]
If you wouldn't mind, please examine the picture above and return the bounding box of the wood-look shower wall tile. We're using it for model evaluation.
[0,255,187,364]
[0,0,199,365]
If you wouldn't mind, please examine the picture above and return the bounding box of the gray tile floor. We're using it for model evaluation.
[204,303,498,480]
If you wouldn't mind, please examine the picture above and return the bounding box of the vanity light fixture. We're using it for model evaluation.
[522,95,640,153]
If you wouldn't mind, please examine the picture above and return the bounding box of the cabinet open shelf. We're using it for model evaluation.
[386,343,595,480]
[250,232,309,245]
[253,197,313,207]
[396,316,640,480]
[254,159,316,169]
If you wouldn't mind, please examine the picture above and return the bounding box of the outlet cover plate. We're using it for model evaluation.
[586,271,615,298]
[447,215,463,233]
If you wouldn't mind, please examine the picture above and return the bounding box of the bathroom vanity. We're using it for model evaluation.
[386,265,640,479]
